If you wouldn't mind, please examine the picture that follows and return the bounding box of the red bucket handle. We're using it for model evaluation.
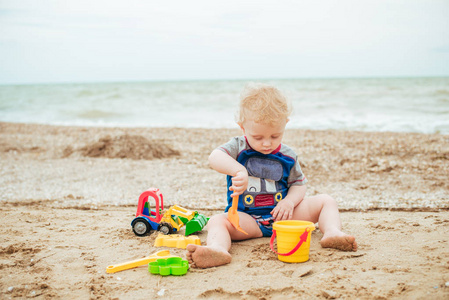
[270,227,310,256]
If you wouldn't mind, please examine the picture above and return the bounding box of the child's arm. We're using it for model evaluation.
[271,185,307,221]
[209,149,248,197]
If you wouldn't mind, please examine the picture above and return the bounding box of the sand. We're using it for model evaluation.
[1,122,448,299]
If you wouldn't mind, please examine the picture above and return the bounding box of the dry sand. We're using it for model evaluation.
[1,122,448,299]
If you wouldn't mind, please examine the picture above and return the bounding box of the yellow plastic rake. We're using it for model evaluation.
[106,250,179,274]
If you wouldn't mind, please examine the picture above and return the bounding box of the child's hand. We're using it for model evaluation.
[271,198,295,221]
[229,170,248,197]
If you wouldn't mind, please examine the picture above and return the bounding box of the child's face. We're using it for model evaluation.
[240,119,287,154]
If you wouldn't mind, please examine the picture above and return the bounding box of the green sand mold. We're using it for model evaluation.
[148,257,189,276]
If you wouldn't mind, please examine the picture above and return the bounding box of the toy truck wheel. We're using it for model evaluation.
[132,218,151,236]
[158,222,173,235]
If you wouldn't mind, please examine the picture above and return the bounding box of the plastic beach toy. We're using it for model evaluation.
[154,233,201,249]
[227,196,248,235]
[149,257,189,276]
[270,220,315,263]
[106,250,179,273]
[131,188,208,236]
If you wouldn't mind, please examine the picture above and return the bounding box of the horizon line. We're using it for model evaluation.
[1,74,449,86]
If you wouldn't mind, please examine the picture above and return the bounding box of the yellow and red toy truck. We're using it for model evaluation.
[131,188,208,236]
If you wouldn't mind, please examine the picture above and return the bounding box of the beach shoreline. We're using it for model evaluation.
[1,122,448,299]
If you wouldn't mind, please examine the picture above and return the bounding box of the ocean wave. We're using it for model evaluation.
[76,90,96,97]
[75,110,123,119]
[434,89,449,96]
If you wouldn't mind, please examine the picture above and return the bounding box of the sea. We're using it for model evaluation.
[1,77,448,134]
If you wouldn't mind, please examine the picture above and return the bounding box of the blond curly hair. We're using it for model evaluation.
[237,83,292,126]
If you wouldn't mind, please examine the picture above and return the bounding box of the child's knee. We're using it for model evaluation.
[206,214,229,229]
[320,194,338,207]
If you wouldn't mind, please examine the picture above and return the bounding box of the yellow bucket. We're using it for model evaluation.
[270,220,315,263]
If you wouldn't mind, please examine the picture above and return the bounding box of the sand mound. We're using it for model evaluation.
[80,135,180,160]
[0,142,43,154]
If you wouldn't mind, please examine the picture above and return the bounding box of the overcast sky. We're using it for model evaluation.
[0,0,448,84]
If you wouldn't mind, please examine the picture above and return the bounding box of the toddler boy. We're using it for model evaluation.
[187,83,357,268]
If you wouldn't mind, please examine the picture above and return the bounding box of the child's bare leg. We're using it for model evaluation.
[186,212,262,268]
[186,214,232,268]
[292,194,357,251]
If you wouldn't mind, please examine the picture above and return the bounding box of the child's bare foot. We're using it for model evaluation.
[320,230,357,252]
[186,244,232,268]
